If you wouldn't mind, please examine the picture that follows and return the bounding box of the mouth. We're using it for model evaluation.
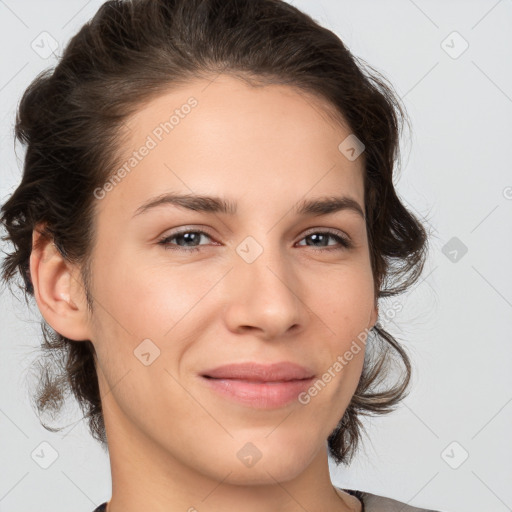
[200,376,315,408]
[200,361,315,382]
[198,361,316,409]
[202,375,313,383]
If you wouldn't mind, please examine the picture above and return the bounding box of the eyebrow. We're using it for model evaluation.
[132,193,365,220]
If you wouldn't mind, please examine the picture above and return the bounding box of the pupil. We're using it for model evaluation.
[310,234,326,246]
[181,233,198,246]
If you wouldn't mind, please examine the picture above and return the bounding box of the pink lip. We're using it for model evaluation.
[201,362,315,381]
[199,362,316,409]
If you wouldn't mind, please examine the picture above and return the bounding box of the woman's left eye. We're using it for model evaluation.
[157,229,352,252]
[296,231,352,251]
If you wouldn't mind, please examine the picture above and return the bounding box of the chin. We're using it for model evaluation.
[220,438,316,485]
[220,461,309,486]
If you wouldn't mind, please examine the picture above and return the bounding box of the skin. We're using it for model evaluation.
[30,74,377,512]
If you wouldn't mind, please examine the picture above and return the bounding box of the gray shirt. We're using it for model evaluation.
[92,490,443,511]
[340,487,442,511]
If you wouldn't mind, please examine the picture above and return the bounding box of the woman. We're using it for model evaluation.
[1,0,439,510]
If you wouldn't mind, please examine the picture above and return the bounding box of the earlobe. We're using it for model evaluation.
[29,229,91,341]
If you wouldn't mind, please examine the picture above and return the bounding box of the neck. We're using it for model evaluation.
[103,414,357,512]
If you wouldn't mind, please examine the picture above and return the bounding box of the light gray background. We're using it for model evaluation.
[1,1,511,511]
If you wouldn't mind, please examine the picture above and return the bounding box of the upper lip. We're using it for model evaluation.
[201,362,315,382]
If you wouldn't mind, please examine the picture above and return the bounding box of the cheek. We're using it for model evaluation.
[88,250,226,389]
[313,263,375,338]
[307,265,374,396]
[90,246,204,338]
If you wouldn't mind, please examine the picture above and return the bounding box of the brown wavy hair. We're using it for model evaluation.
[1,0,429,466]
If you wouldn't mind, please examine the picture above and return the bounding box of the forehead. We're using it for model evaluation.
[100,74,365,216]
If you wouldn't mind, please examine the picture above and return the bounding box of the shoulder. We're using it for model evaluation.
[338,488,442,512]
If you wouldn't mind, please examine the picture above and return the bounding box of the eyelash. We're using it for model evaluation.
[157,228,353,253]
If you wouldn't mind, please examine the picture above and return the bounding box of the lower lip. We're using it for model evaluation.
[200,376,315,409]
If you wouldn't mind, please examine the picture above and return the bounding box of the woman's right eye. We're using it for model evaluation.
[157,229,214,252]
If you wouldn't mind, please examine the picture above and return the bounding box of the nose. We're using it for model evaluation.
[222,242,307,340]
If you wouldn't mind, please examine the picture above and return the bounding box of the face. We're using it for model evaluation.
[82,74,377,485]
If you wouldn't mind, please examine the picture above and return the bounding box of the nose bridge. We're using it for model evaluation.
[236,232,291,291]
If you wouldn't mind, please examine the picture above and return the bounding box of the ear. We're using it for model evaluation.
[29,227,92,341]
